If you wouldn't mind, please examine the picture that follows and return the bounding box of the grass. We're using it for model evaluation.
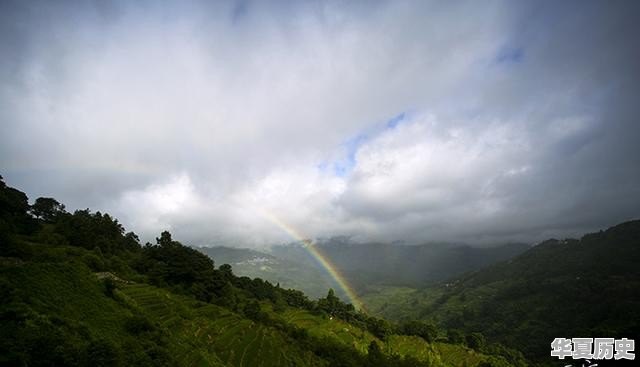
[360,285,420,320]
[120,283,325,367]
[280,308,378,354]
[1,242,512,367]
[275,305,503,367]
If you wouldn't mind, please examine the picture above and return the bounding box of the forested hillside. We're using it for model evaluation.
[0,175,523,366]
[198,240,528,301]
[364,221,640,365]
[272,241,529,291]
[197,246,342,300]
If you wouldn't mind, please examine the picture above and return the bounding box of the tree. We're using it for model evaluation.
[272,292,287,313]
[216,281,238,309]
[124,315,155,335]
[156,231,173,247]
[53,209,131,253]
[0,176,38,235]
[31,197,66,222]
[365,316,392,340]
[317,288,341,315]
[448,329,465,344]
[84,339,121,367]
[218,264,233,280]
[366,341,386,367]
[400,320,438,342]
[243,300,264,321]
[103,278,117,298]
[123,231,141,252]
[466,332,486,350]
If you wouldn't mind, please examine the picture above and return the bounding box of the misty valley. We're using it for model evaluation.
[1,177,638,366]
[2,1,639,366]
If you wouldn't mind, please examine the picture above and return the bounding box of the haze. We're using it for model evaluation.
[1,0,639,247]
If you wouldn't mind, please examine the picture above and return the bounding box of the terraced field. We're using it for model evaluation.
[432,342,494,366]
[280,308,378,354]
[281,309,446,364]
[120,284,325,367]
[2,261,513,367]
[386,335,442,365]
[278,308,507,367]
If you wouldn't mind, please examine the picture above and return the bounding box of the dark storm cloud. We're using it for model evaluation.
[1,0,639,246]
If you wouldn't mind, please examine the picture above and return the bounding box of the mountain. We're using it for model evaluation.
[195,241,528,303]
[196,246,343,300]
[364,221,640,365]
[298,241,530,291]
[195,246,276,265]
[1,175,522,366]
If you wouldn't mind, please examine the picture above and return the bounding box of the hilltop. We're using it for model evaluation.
[0,175,523,366]
[363,220,640,365]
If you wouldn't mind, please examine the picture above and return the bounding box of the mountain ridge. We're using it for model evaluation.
[1,175,523,366]
[363,219,640,365]
[196,241,530,300]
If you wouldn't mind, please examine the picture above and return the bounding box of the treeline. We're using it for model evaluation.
[0,175,451,367]
[0,174,442,344]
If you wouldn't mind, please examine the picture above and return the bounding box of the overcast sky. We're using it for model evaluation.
[1,0,639,247]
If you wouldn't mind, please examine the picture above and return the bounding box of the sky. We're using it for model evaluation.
[1,0,639,247]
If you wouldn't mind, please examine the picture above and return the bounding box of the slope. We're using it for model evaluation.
[366,220,640,365]
[0,175,522,367]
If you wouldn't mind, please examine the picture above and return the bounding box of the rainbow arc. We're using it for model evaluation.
[260,211,364,311]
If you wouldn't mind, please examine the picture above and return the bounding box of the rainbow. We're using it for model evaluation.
[260,211,364,311]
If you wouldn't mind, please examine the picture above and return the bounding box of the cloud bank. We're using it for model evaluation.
[2,0,639,246]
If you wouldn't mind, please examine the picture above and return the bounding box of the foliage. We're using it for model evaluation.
[365,221,640,365]
[53,209,140,254]
[103,277,117,298]
[30,197,66,222]
[399,320,438,342]
[0,175,526,367]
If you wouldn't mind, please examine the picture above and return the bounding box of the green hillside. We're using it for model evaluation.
[364,221,640,365]
[197,246,342,300]
[196,241,528,303]
[118,283,324,367]
[0,176,522,366]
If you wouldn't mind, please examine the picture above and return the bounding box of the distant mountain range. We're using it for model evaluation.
[1,176,521,367]
[197,245,343,300]
[4,174,638,366]
[199,222,640,365]
[363,220,640,365]
[197,241,530,300]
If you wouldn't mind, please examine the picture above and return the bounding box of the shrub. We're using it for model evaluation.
[124,315,155,335]
[103,278,117,298]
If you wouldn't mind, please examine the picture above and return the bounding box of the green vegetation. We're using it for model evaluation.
[198,239,528,302]
[197,246,343,300]
[364,221,640,365]
[0,175,518,366]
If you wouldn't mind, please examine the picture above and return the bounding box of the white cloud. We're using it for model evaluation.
[1,0,639,246]
[117,173,200,233]
[336,114,532,240]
